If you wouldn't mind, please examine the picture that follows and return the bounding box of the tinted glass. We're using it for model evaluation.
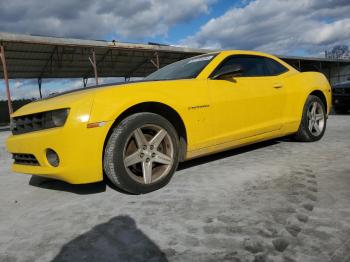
[214,55,268,77]
[145,54,217,81]
[213,55,289,77]
[264,58,288,75]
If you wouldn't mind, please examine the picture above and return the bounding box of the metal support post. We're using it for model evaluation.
[83,77,88,87]
[150,52,160,69]
[38,77,42,98]
[89,48,99,85]
[337,62,340,82]
[0,43,13,114]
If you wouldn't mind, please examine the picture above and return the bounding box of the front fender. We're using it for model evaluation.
[88,80,212,152]
[89,87,176,123]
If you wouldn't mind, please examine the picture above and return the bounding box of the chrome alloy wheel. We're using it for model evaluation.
[123,124,174,185]
[307,101,325,136]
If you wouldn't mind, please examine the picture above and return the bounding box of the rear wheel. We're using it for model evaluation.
[294,95,327,142]
[104,113,179,194]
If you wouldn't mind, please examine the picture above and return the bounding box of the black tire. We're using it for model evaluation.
[103,113,180,194]
[294,95,327,142]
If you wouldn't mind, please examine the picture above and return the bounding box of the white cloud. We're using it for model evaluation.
[181,0,350,56]
[0,79,38,100]
[0,0,214,39]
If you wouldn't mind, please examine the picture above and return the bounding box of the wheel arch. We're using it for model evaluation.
[309,89,328,111]
[103,102,188,162]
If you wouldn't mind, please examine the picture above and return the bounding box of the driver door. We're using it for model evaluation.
[208,76,252,145]
[208,55,286,145]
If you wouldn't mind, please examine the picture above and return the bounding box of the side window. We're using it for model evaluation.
[212,55,289,78]
[213,55,269,77]
[264,58,288,75]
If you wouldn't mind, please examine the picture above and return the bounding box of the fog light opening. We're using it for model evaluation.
[46,149,60,167]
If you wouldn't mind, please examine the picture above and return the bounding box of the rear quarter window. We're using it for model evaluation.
[264,58,288,75]
[210,55,289,78]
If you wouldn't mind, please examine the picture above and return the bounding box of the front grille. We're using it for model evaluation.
[11,112,45,135]
[11,108,69,135]
[13,153,40,166]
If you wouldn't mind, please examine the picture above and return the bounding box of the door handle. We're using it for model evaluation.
[273,83,283,89]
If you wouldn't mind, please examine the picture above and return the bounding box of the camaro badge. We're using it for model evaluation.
[188,105,210,110]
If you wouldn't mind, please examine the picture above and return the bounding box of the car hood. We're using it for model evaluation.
[45,80,150,100]
[10,79,177,117]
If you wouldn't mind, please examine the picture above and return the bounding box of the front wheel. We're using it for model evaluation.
[104,113,180,194]
[294,95,327,142]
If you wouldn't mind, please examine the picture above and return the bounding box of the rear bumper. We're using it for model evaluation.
[6,121,113,184]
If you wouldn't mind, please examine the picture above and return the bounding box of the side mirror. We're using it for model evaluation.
[212,65,244,79]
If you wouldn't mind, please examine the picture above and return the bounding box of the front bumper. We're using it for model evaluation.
[6,120,113,184]
[6,91,114,184]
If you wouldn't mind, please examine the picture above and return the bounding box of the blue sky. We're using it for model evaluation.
[115,0,247,45]
[0,0,350,100]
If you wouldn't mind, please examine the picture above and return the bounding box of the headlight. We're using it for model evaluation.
[51,109,69,127]
[11,108,70,135]
[44,108,70,128]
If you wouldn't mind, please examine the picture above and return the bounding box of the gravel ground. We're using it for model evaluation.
[0,115,350,262]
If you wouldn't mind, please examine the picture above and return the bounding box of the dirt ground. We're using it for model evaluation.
[0,115,350,262]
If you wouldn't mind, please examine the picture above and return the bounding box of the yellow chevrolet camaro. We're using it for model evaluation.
[6,50,331,194]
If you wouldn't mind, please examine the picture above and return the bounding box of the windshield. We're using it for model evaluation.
[145,53,217,81]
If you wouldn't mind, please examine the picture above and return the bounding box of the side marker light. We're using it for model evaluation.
[87,122,106,128]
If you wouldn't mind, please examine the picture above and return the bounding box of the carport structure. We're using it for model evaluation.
[0,32,205,114]
[280,55,350,85]
[1,32,350,116]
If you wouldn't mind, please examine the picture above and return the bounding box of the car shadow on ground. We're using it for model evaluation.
[51,215,168,262]
[29,176,107,195]
[28,175,138,195]
[29,140,281,194]
[178,139,279,170]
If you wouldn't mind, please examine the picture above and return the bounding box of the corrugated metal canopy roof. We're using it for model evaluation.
[1,32,350,79]
[0,32,207,79]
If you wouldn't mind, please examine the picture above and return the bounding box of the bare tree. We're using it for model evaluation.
[326,45,350,59]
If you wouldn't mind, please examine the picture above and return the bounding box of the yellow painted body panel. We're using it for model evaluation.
[6,50,332,183]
